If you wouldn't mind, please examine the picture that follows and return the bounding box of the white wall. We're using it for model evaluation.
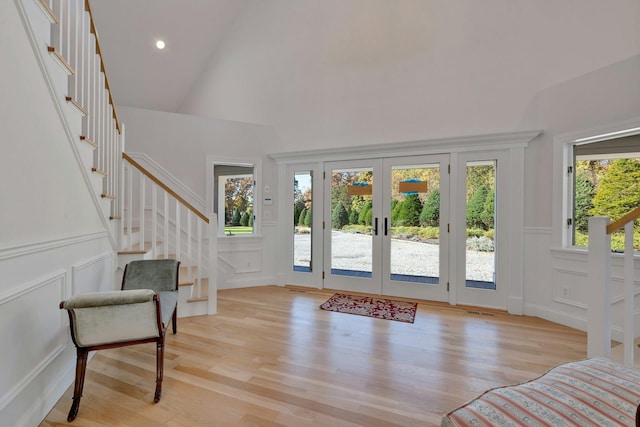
[118,106,281,289]
[180,0,639,151]
[1,2,113,425]
[523,55,640,334]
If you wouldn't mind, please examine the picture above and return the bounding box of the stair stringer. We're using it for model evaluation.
[15,0,119,251]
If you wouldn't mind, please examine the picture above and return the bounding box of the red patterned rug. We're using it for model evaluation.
[319,293,417,323]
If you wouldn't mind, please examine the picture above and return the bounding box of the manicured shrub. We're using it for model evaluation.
[332,201,349,229]
[304,209,312,227]
[481,189,494,229]
[397,194,422,226]
[466,185,489,229]
[240,211,250,226]
[420,189,440,227]
[232,209,242,226]
[574,171,595,232]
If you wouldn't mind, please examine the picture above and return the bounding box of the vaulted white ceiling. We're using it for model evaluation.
[90,0,247,112]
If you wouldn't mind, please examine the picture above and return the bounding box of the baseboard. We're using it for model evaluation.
[524,303,587,333]
[219,276,277,290]
[15,348,77,427]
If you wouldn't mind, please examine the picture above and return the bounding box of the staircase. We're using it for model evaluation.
[17,0,216,316]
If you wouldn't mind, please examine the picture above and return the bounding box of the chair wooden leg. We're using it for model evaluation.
[172,308,177,334]
[154,337,165,403]
[67,348,88,422]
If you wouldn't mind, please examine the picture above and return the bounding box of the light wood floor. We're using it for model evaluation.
[41,286,587,426]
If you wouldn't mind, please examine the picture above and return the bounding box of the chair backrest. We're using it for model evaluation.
[122,259,180,292]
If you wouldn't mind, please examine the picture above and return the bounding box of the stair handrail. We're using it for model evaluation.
[606,206,640,234]
[122,153,209,223]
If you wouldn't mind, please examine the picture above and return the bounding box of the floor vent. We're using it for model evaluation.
[467,310,495,317]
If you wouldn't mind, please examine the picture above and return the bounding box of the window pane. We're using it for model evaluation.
[573,156,640,251]
[389,164,440,284]
[330,168,373,278]
[213,163,254,236]
[293,171,312,272]
[465,161,496,290]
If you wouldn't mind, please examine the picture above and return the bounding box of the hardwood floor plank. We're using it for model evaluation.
[41,286,587,426]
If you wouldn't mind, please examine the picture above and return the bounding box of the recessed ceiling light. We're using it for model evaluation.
[156,40,165,50]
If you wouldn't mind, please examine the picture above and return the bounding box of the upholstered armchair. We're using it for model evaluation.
[59,259,180,422]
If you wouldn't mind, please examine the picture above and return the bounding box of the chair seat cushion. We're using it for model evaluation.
[158,290,178,328]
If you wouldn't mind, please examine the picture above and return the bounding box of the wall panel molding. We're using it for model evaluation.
[0,270,66,412]
[0,230,107,261]
[71,251,115,295]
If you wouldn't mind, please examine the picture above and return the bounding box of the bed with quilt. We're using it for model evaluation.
[442,357,640,426]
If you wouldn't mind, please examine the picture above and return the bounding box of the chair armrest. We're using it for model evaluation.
[60,289,161,347]
[60,289,155,309]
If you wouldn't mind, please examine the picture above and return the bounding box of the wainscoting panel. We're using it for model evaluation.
[72,251,114,295]
[0,271,66,412]
[0,231,113,426]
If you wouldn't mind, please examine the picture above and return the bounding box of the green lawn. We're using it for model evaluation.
[224,226,253,235]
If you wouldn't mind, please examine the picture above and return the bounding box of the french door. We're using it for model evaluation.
[323,155,450,301]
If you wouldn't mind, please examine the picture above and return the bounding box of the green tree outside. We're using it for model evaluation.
[574,171,595,232]
[590,159,640,221]
[420,189,439,227]
[232,209,242,226]
[304,209,312,227]
[332,201,349,229]
[466,185,489,229]
[480,189,495,230]
[397,194,422,226]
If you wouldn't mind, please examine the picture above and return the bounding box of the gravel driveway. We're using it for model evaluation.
[294,231,495,282]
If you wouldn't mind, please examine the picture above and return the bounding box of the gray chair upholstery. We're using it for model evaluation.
[59,259,180,422]
[122,259,180,334]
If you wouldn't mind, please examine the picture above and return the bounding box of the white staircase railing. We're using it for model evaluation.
[122,153,216,312]
[588,207,640,366]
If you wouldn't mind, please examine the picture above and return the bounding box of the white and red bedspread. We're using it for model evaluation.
[442,358,640,426]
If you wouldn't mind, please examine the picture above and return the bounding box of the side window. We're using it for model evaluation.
[213,163,255,236]
[568,135,640,250]
[293,171,313,272]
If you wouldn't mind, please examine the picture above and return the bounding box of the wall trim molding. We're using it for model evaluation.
[0,230,107,261]
[220,276,277,289]
[270,130,541,164]
[0,269,66,306]
[524,227,552,235]
[71,251,115,295]
[0,271,66,413]
[0,344,65,414]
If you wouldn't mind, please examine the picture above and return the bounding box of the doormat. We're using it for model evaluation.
[319,293,417,323]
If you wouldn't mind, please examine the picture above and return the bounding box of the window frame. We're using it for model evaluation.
[206,156,262,238]
[554,120,640,250]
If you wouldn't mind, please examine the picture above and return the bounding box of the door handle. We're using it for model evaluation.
[384,217,388,236]
[374,217,378,236]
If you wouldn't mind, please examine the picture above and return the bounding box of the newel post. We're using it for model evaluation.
[587,216,611,358]
[208,213,218,315]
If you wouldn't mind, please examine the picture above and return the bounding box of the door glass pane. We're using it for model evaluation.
[293,171,312,272]
[465,161,496,290]
[390,164,440,284]
[330,168,373,278]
